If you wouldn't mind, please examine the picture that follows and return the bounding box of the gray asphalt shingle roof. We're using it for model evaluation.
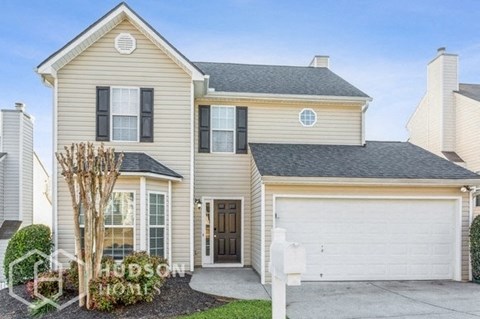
[120,153,182,179]
[457,83,480,102]
[250,141,480,180]
[193,62,370,98]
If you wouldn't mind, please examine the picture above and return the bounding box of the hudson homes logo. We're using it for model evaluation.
[8,249,186,311]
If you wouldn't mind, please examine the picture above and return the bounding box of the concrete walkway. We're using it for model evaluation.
[189,268,270,300]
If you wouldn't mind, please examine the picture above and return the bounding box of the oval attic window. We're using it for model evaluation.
[115,33,136,54]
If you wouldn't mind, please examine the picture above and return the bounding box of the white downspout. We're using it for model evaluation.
[168,180,172,265]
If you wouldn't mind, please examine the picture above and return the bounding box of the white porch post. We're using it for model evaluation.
[139,177,147,251]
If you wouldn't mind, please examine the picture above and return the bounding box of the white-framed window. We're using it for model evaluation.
[111,87,140,142]
[148,192,166,257]
[299,108,317,127]
[79,191,135,260]
[211,105,235,153]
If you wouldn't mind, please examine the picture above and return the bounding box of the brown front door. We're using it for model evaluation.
[214,200,241,263]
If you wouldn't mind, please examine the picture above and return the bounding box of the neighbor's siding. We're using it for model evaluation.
[263,185,470,283]
[1,110,34,224]
[0,160,4,222]
[0,239,8,283]
[250,157,262,274]
[408,54,458,155]
[193,100,363,266]
[56,20,193,268]
[455,93,480,173]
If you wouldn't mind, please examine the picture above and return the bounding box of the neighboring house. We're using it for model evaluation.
[0,103,52,283]
[33,152,52,228]
[37,3,480,284]
[407,48,480,210]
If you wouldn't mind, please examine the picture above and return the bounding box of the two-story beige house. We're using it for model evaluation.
[37,3,480,284]
[408,48,480,212]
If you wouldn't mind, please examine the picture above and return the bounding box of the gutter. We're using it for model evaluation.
[200,91,372,104]
[260,176,480,187]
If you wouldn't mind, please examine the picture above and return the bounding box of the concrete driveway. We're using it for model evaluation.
[190,269,480,318]
[285,281,480,319]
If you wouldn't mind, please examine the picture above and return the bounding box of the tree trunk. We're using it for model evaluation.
[56,143,123,310]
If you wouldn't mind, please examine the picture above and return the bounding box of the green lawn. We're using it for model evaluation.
[178,300,272,319]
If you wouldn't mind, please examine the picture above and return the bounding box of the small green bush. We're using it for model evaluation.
[4,225,53,285]
[122,251,166,303]
[471,215,480,281]
[89,272,125,312]
[89,252,167,311]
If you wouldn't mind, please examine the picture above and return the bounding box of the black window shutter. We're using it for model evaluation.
[199,105,210,153]
[96,86,110,141]
[140,88,154,142]
[236,106,248,154]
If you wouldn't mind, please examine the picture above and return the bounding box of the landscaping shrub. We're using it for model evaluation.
[26,271,62,299]
[4,224,53,285]
[89,252,168,311]
[122,251,167,303]
[89,272,125,312]
[471,215,480,281]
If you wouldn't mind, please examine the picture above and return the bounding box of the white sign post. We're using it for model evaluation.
[269,228,306,319]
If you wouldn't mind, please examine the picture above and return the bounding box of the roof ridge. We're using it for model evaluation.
[193,61,326,69]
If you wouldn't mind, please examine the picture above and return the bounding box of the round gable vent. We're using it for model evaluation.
[115,33,136,54]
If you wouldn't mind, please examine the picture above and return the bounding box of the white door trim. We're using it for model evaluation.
[201,196,244,267]
[271,194,463,282]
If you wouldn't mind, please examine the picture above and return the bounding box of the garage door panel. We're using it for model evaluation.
[276,197,458,281]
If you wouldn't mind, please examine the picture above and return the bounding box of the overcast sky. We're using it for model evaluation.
[2,0,480,173]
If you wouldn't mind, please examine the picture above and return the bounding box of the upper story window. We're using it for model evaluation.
[211,106,235,153]
[96,86,154,143]
[299,108,317,127]
[198,105,247,154]
[111,88,140,142]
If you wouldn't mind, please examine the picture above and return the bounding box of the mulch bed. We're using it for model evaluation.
[0,275,227,319]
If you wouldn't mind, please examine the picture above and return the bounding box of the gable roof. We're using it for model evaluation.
[250,141,480,180]
[120,152,182,180]
[457,83,480,102]
[194,62,370,98]
[36,2,204,83]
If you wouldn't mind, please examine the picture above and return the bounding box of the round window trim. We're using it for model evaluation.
[299,108,317,127]
[115,33,136,55]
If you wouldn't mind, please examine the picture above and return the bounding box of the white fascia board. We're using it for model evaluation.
[261,176,480,187]
[120,171,182,182]
[37,4,204,82]
[202,91,372,103]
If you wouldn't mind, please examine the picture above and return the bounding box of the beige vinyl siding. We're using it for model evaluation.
[193,100,363,266]
[196,99,363,145]
[56,19,193,268]
[262,184,470,283]
[250,156,262,274]
[455,93,480,173]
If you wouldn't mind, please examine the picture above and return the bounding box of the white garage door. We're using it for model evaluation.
[276,197,459,281]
